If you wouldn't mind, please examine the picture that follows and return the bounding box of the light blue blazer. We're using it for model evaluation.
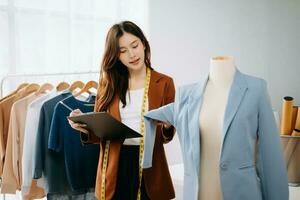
[143,70,289,200]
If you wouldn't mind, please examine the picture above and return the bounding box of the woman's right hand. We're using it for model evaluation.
[68,109,89,134]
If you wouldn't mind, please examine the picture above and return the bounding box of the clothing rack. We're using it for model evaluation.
[0,70,99,200]
[0,70,99,98]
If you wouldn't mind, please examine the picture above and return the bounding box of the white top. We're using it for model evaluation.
[22,90,58,195]
[120,88,148,145]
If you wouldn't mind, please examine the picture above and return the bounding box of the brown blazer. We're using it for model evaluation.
[82,70,176,200]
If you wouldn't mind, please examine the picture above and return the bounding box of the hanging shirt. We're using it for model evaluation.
[119,88,148,145]
[0,88,20,172]
[22,90,58,196]
[0,93,18,176]
[48,94,99,192]
[33,91,77,195]
[1,92,44,199]
[0,87,34,177]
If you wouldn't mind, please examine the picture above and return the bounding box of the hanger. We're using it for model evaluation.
[35,83,54,95]
[74,80,98,97]
[69,81,85,94]
[56,81,70,91]
[23,83,40,94]
[16,83,29,91]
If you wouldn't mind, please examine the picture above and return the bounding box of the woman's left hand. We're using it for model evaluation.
[163,123,172,129]
[154,120,171,129]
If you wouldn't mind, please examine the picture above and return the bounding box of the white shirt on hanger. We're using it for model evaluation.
[22,89,58,195]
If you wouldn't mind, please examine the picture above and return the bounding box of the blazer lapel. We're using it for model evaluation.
[221,70,248,155]
[109,70,164,121]
[187,71,248,173]
[187,76,208,175]
[148,70,165,110]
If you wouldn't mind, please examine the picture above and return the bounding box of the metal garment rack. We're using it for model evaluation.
[0,70,99,200]
[0,70,99,98]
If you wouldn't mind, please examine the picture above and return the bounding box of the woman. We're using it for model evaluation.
[69,21,175,200]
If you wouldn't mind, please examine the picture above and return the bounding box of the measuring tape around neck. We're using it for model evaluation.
[100,67,151,200]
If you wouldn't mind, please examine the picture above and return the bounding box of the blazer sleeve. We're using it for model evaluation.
[143,102,175,168]
[80,131,100,144]
[256,80,289,200]
[160,78,176,143]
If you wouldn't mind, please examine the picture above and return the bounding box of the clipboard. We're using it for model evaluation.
[68,112,142,140]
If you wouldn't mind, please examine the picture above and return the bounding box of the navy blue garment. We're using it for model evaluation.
[48,95,99,192]
[33,91,79,195]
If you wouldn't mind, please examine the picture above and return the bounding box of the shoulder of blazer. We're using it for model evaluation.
[151,70,173,84]
[176,81,203,104]
[239,72,266,91]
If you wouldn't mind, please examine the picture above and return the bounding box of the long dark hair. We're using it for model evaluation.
[95,21,153,112]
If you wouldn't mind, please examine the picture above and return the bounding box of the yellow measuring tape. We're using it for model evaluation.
[100,67,151,200]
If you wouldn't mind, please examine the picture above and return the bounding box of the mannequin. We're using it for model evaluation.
[142,55,289,200]
[198,56,236,199]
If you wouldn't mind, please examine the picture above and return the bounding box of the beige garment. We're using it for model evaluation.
[198,80,230,200]
[0,90,23,176]
[1,89,45,199]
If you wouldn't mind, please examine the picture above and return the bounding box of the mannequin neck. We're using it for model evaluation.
[209,56,236,88]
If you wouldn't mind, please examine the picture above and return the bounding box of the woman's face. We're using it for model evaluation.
[118,32,146,72]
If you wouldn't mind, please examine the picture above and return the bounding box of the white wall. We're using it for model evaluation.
[149,0,300,113]
[148,0,300,166]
